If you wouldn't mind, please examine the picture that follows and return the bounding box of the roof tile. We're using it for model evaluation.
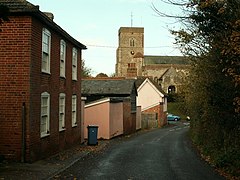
[82,79,136,95]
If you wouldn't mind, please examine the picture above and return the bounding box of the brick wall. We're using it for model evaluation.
[0,16,32,161]
[143,104,167,127]
[0,15,83,162]
[28,17,82,162]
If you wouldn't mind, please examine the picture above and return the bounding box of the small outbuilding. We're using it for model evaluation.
[82,78,140,139]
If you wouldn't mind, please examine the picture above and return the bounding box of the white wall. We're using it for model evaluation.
[137,79,164,111]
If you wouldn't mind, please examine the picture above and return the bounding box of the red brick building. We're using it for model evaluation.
[0,0,86,162]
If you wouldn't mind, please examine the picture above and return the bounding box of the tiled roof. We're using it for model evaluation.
[0,0,38,12]
[135,77,147,89]
[144,56,190,65]
[135,77,166,96]
[0,0,86,49]
[133,52,144,58]
[82,79,136,96]
[148,78,166,95]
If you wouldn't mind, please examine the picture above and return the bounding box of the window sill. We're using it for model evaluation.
[59,128,66,132]
[72,124,77,128]
[41,133,50,138]
[41,71,51,75]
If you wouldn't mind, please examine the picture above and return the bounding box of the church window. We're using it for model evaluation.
[128,63,136,68]
[168,85,176,93]
[130,38,135,47]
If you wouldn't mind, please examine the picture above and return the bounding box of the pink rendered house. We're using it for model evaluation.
[84,97,123,139]
[82,79,140,139]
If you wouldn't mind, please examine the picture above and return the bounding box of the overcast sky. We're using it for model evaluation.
[28,0,183,76]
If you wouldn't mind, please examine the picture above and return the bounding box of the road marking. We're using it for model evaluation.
[169,125,190,132]
[169,128,182,131]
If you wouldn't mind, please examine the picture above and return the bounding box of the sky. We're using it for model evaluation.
[28,0,183,76]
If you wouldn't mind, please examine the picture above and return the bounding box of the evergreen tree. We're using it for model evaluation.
[81,59,92,78]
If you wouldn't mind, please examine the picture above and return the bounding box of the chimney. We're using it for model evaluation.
[44,12,54,21]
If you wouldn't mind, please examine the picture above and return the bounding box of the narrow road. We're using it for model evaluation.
[55,122,224,180]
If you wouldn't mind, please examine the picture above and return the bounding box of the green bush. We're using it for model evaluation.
[214,149,240,176]
[167,102,188,119]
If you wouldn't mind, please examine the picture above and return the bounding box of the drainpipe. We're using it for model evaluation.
[21,102,26,163]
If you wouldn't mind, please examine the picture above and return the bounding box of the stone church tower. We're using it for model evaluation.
[115,27,144,77]
[115,27,190,94]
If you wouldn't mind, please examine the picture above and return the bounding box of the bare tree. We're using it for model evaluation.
[152,1,240,177]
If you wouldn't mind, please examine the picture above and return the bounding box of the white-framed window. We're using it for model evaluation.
[41,92,50,137]
[72,48,78,80]
[72,95,77,127]
[42,28,51,73]
[59,93,66,131]
[60,40,66,77]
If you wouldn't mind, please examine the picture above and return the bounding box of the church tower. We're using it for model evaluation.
[115,27,144,77]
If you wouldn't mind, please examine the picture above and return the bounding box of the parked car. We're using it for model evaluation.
[167,114,181,121]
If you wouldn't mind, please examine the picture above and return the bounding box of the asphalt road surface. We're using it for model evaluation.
[55,122,224,180]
